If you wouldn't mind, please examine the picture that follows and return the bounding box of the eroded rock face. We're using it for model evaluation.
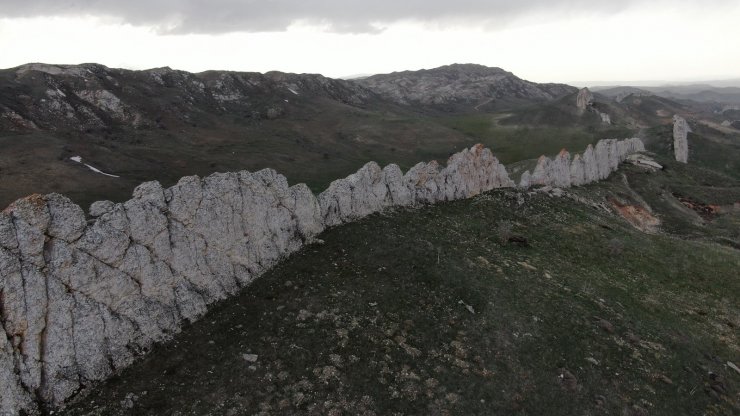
[0,173,324,414]
[318,145,514,226]
[576,88,594,110]
[673,115,690,163]
[0,140,644,414]
[518,138,644,189]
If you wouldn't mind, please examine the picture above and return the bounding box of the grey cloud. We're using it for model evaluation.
[0,0,731,34]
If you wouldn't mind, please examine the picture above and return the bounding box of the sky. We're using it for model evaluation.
[1,0,739,85]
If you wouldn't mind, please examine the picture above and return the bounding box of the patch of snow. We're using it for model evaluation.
[287,87,299,95]
[84,164,120,178]
[69,156,120,178]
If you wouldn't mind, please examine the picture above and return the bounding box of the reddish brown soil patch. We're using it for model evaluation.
[672,192,728,220]
[609,198,660,233]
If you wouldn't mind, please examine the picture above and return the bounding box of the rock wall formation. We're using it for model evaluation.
[673,115,690,163]
[576,87,594,111]
[0,139,643,414]
[518,138,645,189]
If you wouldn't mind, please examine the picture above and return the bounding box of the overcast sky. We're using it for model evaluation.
[1,0,738,84]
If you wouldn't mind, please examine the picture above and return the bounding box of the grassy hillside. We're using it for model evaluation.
[62,161,739,416]
[439,112,634,164]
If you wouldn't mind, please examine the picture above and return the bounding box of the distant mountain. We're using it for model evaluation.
[0,63,377,133]
[646,85,740,104]
[0,62,453,208]
[590,86,655,102]
[356,63,577,112]
[593,83,740,106]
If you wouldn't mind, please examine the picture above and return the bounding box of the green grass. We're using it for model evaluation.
[438,113,635,164]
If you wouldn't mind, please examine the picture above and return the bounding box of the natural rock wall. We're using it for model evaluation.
[0,140,643,414]
[673,115,690,163]
[518,138,645,189]
[576,87,594,111]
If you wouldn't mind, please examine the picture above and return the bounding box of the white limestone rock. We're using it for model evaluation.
[6,195,50,267]
[382,164,413,207]
[582,144,599,184]
[89,200,116,217]
[0,321,34,414]
[404,161,443,204]
[0,212,18,249]
[46,193,86,242]
[438,144,513,200]
[627,153,663,171]
[530,156,552,187]
[518,171,532,189]
[594,140,612,180]
[570,154,586,186]
[673,115,690,163]
[551,150,572,188]
[576,87,593,110]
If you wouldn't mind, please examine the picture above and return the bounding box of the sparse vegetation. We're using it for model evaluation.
[61,162,740,416]
[607,237,624,256]
[496,219,513,245]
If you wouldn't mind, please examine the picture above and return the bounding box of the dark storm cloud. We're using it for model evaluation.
[0,0,729,34]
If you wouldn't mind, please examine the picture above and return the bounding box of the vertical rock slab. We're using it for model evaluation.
[551,150,572,188]
[0,322,34,414]
[530,156,553,186]
[582,144,599,184]
[404,161,443,204]
[673,115,690,163]
[382,164,413,207]
[287,183,324,240]
[518,171,532,189]
[576,87,593,111]
[594,140,612,180]
[570,154,586,186]
[0,212,18,250]
[440,145,502,200]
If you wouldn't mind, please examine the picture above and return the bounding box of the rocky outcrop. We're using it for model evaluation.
[627,153,663,171]
[518,138,645,189]
[0,140,644,414]
[576,88,594,111]
[319,145,513,226]
[575,88,610,124]
[1,172,325,413]
[673,115,690,163]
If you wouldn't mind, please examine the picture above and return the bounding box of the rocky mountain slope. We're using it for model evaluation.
[357,64,576,111]
[0,63,375,133]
